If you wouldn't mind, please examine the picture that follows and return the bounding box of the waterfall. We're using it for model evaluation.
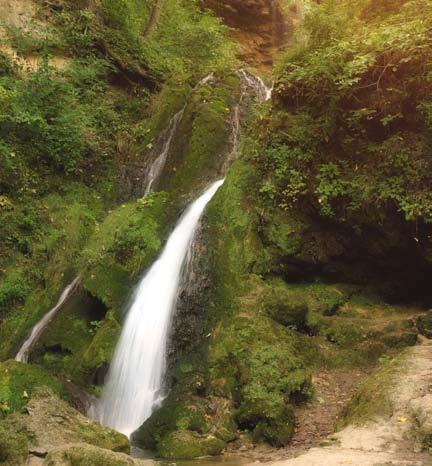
[15,276,80,363]
[90,180,224,437]
[90,70,271,437]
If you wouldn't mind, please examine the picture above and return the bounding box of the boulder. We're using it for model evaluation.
[3,387,129,456]
[43,443,153,466]
[157,431,225,459]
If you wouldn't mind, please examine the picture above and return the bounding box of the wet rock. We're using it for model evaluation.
[42,443,152,466]
[167,222,212,368]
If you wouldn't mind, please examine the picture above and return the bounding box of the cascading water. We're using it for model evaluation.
[91,180,224,436]
[15,276,80,363]
[238,69,273,102]
[222,69,272,171]
[91,70,272,437]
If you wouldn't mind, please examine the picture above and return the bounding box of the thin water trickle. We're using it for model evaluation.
[144,73,215,193]
[144,106,186,193]
[15,276,80,363]
[90,180,224,437]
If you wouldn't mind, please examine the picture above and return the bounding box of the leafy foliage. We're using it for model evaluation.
[253,0,432,226]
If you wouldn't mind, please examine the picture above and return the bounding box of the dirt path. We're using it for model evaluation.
[251,341,432,466]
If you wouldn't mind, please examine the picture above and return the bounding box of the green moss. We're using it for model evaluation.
[322,322,363,348]
[0,361,64,417]
[80,192,170,310]
[74,424,130,453]
[0,184,104,360]
[380,332,418,349]
[0,423,28,465]
[134,399,208,450]
[157,431,225,460]
[253,408,295,447]
[339,353,406,427]
[77,311,121,376]
[159,74,239,199]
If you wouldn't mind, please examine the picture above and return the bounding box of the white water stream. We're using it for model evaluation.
[15,276,80,363]
[91,180,224,436]
[91,70,272,437]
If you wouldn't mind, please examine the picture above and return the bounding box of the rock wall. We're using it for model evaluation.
[202,0,295,68]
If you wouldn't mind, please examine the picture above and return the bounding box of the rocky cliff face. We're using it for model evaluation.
[202,0,295,68]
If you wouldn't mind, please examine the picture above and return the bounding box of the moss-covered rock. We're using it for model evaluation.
[134,399,208,450]
[380,332,418,349]
[80,192,171,311]
[0,360,64,417]
[159,73,240,200]
[74,311,121,382]
[322,322,364,348]
[43,443,150,466]
[262,280,309,330]
[0,423,28,465]
[339,355,404,427]
[157,431,225,459]
[3,387,130,454]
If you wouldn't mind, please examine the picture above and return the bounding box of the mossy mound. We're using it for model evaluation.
[43,443,149,466]
[417,313,432,339]
[261,279,348,331]
[208,311,311,446]
[339,354,405,427]
[159,74,240,200]
[3,387,129,455]
[158,431,225,460]
[0,423,28,466]
[252,408,295,447]
[134,398,208,450]
[0,360,64,417]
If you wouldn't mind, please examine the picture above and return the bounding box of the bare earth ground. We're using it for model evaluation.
[245,340,432,466]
